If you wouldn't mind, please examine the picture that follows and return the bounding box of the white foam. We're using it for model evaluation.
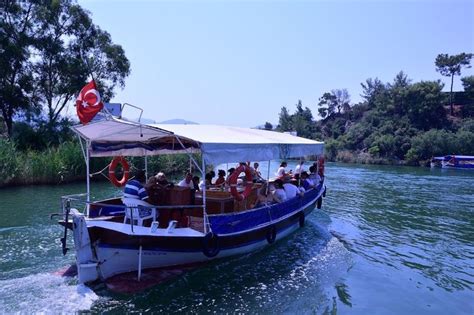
[0,273,99,313]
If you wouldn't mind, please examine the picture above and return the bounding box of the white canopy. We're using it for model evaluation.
[153,124,324,164]
[73,118,324,164]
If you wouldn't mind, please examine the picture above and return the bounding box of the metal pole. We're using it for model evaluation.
[138,245,142,281]
[298,157,302,187]
[266,160,271,195]
[145,154,148,179]
[267,160,271,180]
[202,157,208,234]
[86,141,90,216]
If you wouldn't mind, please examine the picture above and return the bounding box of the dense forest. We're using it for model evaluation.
[269,56,474,166]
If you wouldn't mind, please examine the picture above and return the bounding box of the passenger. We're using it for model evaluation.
[155,172,173,188]
[300,171,314,190]
[124,170,149,201]
[275,161,292,179]
[294,160,305,176]
[283,179,304,199]
[192,176,200,191]
[225,167,235,186]
[199,173,213,190]
[214,169,226,186]
[209,170,216,185]
[178,172,195,189]
[255,182,276,206]
[252,162,264,183]
[272,179,287,203]
[308,165,322,184]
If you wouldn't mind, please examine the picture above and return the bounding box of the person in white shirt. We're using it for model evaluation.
[294,161,305,175]
[178,172,195,189]
[272,179,287,202]
[275,161,291,179]
[283,182,305,199]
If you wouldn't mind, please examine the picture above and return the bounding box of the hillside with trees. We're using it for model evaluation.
[273,53,474,166]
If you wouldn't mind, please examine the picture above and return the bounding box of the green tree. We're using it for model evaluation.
[360,77,387,109]
[264,122,273,130]
[292,100,314,138]
[0,1,37,137]
[278,106,292,131]
[461,75,474,97]
[317,92,335,119]
[389,71,411,115]
[317,89,350,118]
[435,53,473,115]
[405,80,446,130]
[33,0,130,126]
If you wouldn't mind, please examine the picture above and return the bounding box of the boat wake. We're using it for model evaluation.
[0,273,99,313]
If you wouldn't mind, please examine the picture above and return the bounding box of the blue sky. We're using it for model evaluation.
[79,0,474,127]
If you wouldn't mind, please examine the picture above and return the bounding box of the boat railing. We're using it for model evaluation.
[60,193,204,218]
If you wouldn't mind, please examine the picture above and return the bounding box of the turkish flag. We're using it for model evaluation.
[76,80,104,124]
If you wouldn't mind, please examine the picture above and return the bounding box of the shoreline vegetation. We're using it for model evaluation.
[1,2,473,187]
[268,65,474,167]
[0,139,191,188]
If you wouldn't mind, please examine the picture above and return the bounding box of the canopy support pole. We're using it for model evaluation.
[174,135,203,174]
[202,158,209,234]
[86,141,91,216]
[266,160,271,195]
[298,157,302,187]
[144,154,148,179]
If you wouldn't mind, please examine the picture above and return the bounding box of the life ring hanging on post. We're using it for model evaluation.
[318,156,325,177]
[229,165,253,201]
[108,156,130,187]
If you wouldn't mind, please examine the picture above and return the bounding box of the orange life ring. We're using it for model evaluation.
[108,156,130,187]
[318,156,325,177]
[229,165,253,201]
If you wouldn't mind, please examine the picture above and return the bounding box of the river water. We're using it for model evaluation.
[0,163,473,314]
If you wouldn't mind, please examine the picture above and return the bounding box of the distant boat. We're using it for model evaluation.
[430,155,474,169]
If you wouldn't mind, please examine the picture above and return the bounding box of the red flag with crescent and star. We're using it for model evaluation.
[76,80,104,124]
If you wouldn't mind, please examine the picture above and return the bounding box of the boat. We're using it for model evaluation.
[430,155,474,169]
[56,112,326,284]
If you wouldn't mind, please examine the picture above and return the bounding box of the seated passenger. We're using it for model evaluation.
[308,165,322,184]
[251,162,264,183]
[178,172,195,189]
[209,170,216,185]
[214,169,226,186]
[300,171,314,190]
[283,180,304,199]
[225,168,235,186]
[276,161,292,180]
[294,160,305,176]
[124,170,149,201]
[272,179,287,202]
[199,173,213,190]
[255,182,276,206]
[155,172,169,187]
[192,176,200,192]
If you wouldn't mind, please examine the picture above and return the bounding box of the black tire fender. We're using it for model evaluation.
[202,232,220,258]
[266,225,277,244]
[299,211,305,227]
[317,197,323,209]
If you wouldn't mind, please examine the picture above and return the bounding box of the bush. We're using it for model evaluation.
[405,129,456,163]
[0,139,19,186]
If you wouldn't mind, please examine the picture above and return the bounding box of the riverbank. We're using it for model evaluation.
[0,139,190,187]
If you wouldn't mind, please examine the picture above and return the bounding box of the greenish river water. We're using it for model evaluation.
[0,163,473,314]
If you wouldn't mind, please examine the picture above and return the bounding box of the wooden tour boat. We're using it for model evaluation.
[56,112,326,284]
